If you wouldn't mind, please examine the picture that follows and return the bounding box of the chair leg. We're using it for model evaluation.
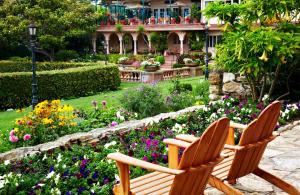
[228,179,237,185]
[209,176,243,195]
[253,167,300,195]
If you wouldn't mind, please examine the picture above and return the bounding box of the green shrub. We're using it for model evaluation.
[55,50,79,61]
[169,79,193,94]
[193,80,210,105]
[166,91,195,111]
[120,85,166,118]
[172,63,185,68]
[0,65,121,109]
[155,55,165,64]
[0,61,106,73]
[177,54,191,64]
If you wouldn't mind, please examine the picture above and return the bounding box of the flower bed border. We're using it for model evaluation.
[0,106,204,163]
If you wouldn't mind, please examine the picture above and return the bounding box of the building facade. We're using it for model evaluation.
[93,0,241,56]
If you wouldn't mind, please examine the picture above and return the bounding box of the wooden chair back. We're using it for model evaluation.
[227,101,281,180]
[169,117,230,195]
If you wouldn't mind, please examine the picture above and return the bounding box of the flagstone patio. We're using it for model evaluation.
[206,123,300,194]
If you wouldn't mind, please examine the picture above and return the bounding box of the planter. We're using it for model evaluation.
[185,63,198,67]
[144,66,159,72]
[119,60,134,66]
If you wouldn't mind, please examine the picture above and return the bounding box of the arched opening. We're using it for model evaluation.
[109,33,120,54]
[123,33,133,54]
[168,32,180,54]
[96,33,106,54]
[137,33,149,54]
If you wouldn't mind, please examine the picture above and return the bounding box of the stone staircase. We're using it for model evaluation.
[161,54,177,70]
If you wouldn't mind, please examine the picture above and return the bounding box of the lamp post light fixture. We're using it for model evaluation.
[28,23,38,110]
[204,21,210,80]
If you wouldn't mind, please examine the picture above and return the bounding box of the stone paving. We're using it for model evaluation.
[205,124,300,194]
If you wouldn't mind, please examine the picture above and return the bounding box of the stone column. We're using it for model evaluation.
[131,33,138,55]
[119,38,123,54]
[92,33,97,54]
[103,33,111,55]
[177,32,186,55]
[146,33,152,51]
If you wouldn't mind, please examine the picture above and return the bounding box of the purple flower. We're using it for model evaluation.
[152,140,159,146]
[66,191,72,195]
[78,186,85,193]
[142,156,148,161]
[151,152,159,159]
[103,176,109,184]
[257,102,264,110]
[146,139,152,147]
[91,100,98,108]
[102,100,107,107]
[80,159,88,168]
[92,171,98,179]
[223,95,230,100]
[49,166,54,172]
[111,121,118,127]
[225,110,230,115]
[251,113,257,119]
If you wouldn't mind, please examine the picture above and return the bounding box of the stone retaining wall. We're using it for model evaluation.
[0,106,203,163]
[209,72,251,100]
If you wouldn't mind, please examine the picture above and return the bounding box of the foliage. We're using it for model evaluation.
[172,63,185,69]
[115,23,123,33]
[155,55,165,64]
[55,50,79,62]
[8,100,77,148]
[120,85,166,118]
[117,57,129,64]
[187,32,205,50]
[193,80,210,105]
[169,79,193,94]
[0,0,98,59]
[183,58,194,65]
[140,59,161,68]
[191,4,201,20]
[149,32,168,54]
[0,61,106,73]
[204,0,300,100]
[166,91,195,112]
[0,97,299,194]
[0,65,121,109]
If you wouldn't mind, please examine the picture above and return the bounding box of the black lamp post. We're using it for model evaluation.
[102,40,108,65]
[204,21,209,80]
[28,23,38,110]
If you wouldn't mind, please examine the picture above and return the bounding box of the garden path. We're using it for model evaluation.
[205,124,300,194]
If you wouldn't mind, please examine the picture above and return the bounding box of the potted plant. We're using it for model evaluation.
[141,59,161,72]
[185,16,191,24]
[171,17,176,24]
[183,58,197,67]
[150,16,156,24]
[118,57,134,65]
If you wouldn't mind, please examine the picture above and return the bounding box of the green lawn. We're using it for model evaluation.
[0,76,204,132]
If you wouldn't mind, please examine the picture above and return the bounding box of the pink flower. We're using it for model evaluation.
[111,121,118,127]
[9,130,15,136]
[91,100,98,108]
[9,135,18,143]
[102,100,107,107]
[23,134,31,141]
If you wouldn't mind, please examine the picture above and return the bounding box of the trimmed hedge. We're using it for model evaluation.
[0,61,108,73]
[0,65,121,109]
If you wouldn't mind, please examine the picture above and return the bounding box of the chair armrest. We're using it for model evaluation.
[163,138,191,148]
[107,153,184,175]
[230,121,247,130]
[175,134,198,143]
[224,144,244,150]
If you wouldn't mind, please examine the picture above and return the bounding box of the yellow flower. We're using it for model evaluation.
[59,122,66,126]
[14,128,19,132]
[16,109,25,113]
[42,118,54,125]
[70,122,77,126]
[259,51,269,62]
[51,100,61,105]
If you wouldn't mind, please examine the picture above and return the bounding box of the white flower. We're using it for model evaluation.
[119,116,125,121]
[4,160,10,165]
[62,164,66,169]
[203,106,208,112]
[116,111,121,118]
[46,171,55,179]
[172,123,183,134]
[57,154,62,163]
[115,174,120,181]
[104,141,117,149]
[51,188,61,195]
[134,113,138,118]
[15,182,18,187]
[262,94,269,101]
[55,174,60,184]
[42,154,47,161]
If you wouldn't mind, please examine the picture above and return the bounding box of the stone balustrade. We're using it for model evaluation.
[120,67,202,83]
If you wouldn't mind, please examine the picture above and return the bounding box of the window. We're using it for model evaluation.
[208,35,222,47]
[166,8,171,17]
[154,9,158,18]
[160,8,165,18]
[183,8,190,17]
[173,8,179,16]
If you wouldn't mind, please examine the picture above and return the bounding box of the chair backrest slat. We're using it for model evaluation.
[227,101,281,180]
[169,118,230,195]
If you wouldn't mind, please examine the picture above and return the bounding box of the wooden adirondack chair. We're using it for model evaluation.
[107,117,230,195]
[174,101,300,195]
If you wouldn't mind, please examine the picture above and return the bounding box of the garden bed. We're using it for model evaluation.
[0,97,299,194]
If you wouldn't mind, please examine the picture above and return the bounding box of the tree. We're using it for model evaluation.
[0,0,98,60]
[203,0,300,101]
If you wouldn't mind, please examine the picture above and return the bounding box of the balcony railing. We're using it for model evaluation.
[120,67,202,83]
